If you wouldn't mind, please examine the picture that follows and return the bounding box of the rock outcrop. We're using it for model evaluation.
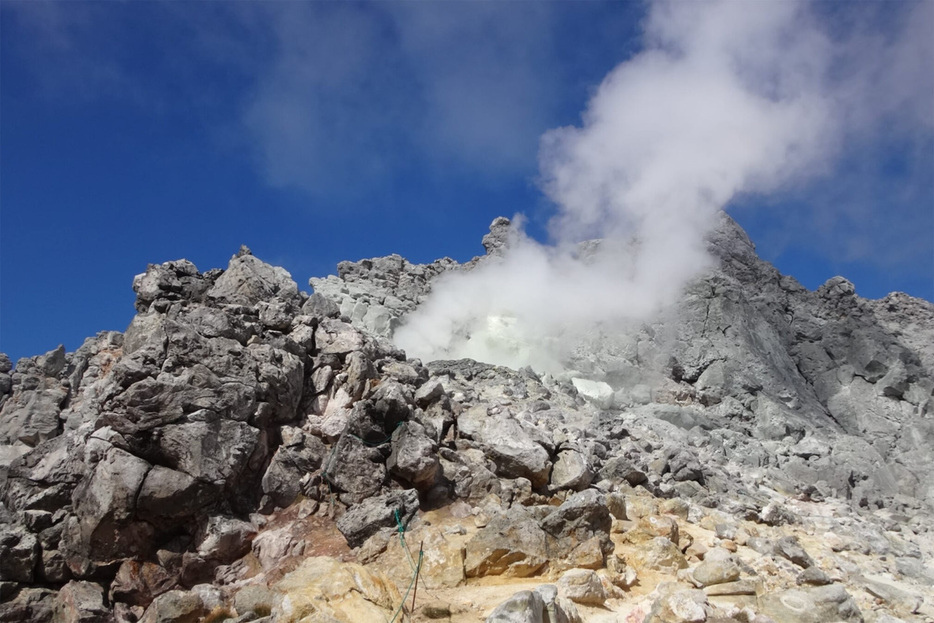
[0,214,932,622]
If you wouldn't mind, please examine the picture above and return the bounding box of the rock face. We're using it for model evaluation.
[308,254,459,338]
[272,556,401,622]
[308,214,934,513]
[0,247,424,620]
[486,584,580,623]
[0,214,932,623]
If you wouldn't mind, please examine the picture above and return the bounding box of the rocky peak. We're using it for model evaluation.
[481,216,515,256]
[0,219,932,623]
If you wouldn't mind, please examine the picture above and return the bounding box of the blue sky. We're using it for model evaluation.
[1,1,931,365]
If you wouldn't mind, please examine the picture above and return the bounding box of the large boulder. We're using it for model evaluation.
[136,465,219,527]
[336,489,419,549]
[758,584,863,623]
[323,434,387,503]
[557,568,607,606]
[465,511,548,578]
[53,581,113,623]
[0,525,39,582]
[206,247,300,308]
[271,557,401,623]
[485,584,580,623]
[260,433,326,509]
[539,489,612,560]
[61,446,155,575]
[457,407,552,488]
[109,560,177,608]
[549,449,593,492]
[387,421,440,491]
[132,259,214,312]
[0,376,67,447]
[138,590,206,623]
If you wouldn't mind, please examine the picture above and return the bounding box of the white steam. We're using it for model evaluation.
[394,0,929,372]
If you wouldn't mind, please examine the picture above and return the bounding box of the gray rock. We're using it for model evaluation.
[482,217,515,257]
[322,433,387,502]
[315,319,367,356]
[0,587,56,623]
[703,580,757,596]
[550,450,593,492]
[39,548,70,583]
[746,537,774,555]
[774,535,814,569]
[335,488,419,549]
[557,568,607,606]
[465,511,548,578]
[207,252,299,308]
[109,561,176,608]
[646,588,708,623]
[62,447,155,572]
[144,418,261,487]
[136,465,219,527]
[0,526,38,582]
[861,575,923,614]
[250,525,306,572]
[439,447,502,502]
[195,516,256,564]
[302,292,340,319]
[796,566,831,586]
[597,456,647,487]
[691,559,741,587]
[132,259,213,312]
[2,211,934,623]
[138,590,206,623]
[759,502,796,526]
[605,492,628,520]
[758,584,863,623]
[232,585,280,619]
[53,581,113,623]
[387,420,440,491]
[260,435,326,509]
[456,409,551,488]
[344,351,375,400]
[533,584,580,623]
[539,489,612,559]
[415,378,446,407]
[0,376,67,446]
[3,433,84,512]
[187,584,224,612]
[485,589,545,623]
[310,253,457,338]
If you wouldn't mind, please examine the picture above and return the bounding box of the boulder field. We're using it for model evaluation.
[1,214,932,622]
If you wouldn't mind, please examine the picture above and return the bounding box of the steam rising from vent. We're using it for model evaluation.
[394,0,931,372]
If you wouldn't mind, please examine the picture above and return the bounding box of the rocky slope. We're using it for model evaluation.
[0,215,932,623]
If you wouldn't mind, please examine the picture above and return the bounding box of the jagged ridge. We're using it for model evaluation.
[0,217,932,622]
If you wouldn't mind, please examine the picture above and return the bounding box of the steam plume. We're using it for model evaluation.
[394,0,930,372]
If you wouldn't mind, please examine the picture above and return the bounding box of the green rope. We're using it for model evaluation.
[389,542,423,623]
[394,509,416,571]
[385,507,422,622]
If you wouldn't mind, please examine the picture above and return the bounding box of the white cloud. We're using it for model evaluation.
[386,3,557,173]
[395,0,933,371]
[240,4,410,197]
[241,2,561,197]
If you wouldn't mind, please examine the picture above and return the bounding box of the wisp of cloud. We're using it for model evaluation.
[394,0,930,372]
